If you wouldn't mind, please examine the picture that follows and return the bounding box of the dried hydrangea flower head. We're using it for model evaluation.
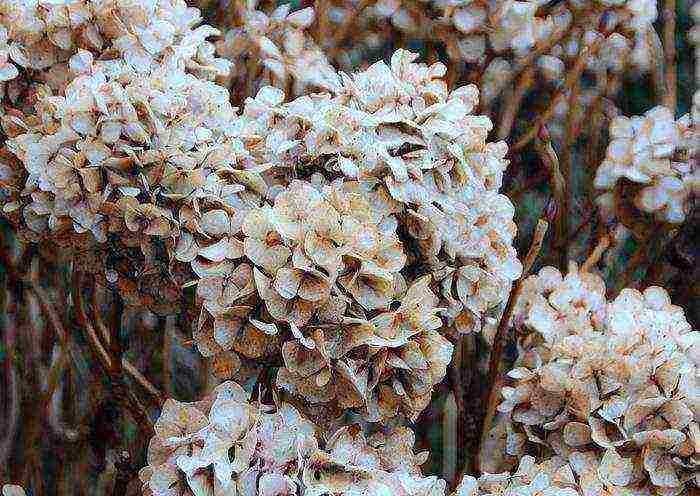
[595,105,698,226]
[216,2,340,100]
[141,382,451,496]
[140,381,318,496]
[1,486,26,496]
[0,7,519,422]
[0,0,230,87]
[454,455,583,496]
[277,274,453,422]
[498,264,699,494]
[303,424,448,496]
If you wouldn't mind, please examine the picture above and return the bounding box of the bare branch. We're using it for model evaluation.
[511,35,605,152]
[662,0,677,112]
[476,218,549,473]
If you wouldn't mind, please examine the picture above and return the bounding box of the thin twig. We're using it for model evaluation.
[581,234,611,273]
[92,285,111,345]
[122,359,164,406]
[77,275,164,407]
[162,316,173,397]
[497,67,535,141]
[647,28,668,104]
[534,128,566,269]
[613,226,662,295]
[448,336,465,478]
[46,350,81,442]
[0,287,21,472]
[511,36,605,152]
[72,271,154,430]
[108,288,125,376]
[73,272,113,373]
[559,71,581,269]
[476,219,549,473]
[492,15,578,102]
[662,0,677,112]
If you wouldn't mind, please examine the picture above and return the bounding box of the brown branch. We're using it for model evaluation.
[492,15,578,103]
[92,285,111,345]
[497,67,535,141]
[46,355,81,443]
[476,218,549,473]
[162,316,173,397]
[72,271,113,373]
[558,73,581,269]
[0,287,21,473]
[76,273,164,407]
[331,0,376,49]
[122,359,164,406]
[534,128,566,269]
[581,234,611,273]
[448,335,465,478]
[107,287,125,383]
[647,28,668,105]
[72,271,154,430]
[662,0,677,112]
[511,35,605,153]
[29,282,86,402]
[613,226,663,296]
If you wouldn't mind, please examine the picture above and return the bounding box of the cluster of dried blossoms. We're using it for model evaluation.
[303,0,659,109]
[140,381,317,495]
[215,2,340,100]
[495,263,699,495]
[455,455,583,496]
[0,0,519,425]
[595,102,699,226]
[139,380,455,496]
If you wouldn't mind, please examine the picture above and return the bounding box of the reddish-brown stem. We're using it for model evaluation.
[72,271,154,431]
[512,35,605,152]
[662,0,677,112]
[448,335,465,479]
[581,234,611,273]
[162,316,173,397]
[0,287,21,474]
[497,67,535,141]
[559,73,581,269]
[477,219,548,473]
[534,131,566,269]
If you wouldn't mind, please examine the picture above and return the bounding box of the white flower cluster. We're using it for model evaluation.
[140,380,451,496]
[0,0,519,426]
[455,455,583,496]
[374,0,550,59]
[140,381,318,496]
[498,264,699,495]
[0,0,229,91]
[216,2,341,99]
[1,486,25,496]
[481,0,659,106]
[595,105,699,225]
